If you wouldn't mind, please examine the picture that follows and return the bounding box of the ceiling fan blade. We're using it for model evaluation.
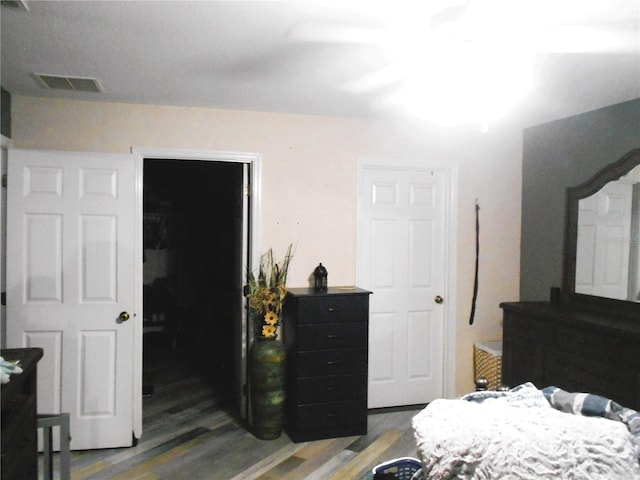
[534,25,640,54]
[429,4,468,30]
[289,20,389,45]
[341,64,406,93]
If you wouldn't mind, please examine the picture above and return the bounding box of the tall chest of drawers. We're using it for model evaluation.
[283,287,371,442]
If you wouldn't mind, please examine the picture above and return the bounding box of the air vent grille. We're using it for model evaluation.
[35,74,103,93]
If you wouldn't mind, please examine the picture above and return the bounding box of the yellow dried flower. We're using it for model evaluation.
[262,325,276,338]
[264,311,278,325]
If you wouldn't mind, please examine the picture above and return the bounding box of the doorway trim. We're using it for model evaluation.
[131,147,261,438]
[0,134,11,348]
[355,157,458,402]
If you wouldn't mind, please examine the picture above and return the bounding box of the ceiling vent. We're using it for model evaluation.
[34,74,103,93]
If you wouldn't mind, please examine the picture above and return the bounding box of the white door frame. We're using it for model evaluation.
[1,134,11,348]
[355,157,458,401]
[131,147,261,436]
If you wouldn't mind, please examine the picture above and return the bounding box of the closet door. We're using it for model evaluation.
[357,163,454,408]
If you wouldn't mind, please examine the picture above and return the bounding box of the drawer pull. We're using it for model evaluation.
[327,307,339,313]
[326,386,336,392]
[327,334,338,339]
[327,413,339,419]
[327,360,341,366]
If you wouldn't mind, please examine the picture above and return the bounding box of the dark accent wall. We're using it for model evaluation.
[1,87,10,138]
[520,98,640,301]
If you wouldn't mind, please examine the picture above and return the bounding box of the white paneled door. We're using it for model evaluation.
[358,163,453,408]
[7,149,137,449]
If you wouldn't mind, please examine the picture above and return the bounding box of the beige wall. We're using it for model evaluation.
[11,95,522,396]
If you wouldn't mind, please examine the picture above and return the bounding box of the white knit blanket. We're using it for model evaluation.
[412,399,640,480]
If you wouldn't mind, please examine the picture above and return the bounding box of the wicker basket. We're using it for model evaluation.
[474,341,502,390]
[372,457,423,480]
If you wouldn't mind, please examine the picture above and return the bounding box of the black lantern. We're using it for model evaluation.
[313,263,328,292]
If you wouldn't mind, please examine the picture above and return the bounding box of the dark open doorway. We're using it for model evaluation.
[142,158,243,410]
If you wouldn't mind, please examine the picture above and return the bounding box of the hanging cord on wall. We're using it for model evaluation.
[469,199,480,325]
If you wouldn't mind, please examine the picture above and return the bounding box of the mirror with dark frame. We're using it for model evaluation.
[562,148,640,316]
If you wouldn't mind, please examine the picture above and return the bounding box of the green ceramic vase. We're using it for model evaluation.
[249,337,286,440]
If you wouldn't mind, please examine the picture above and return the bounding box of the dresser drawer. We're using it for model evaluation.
[502,334,544,387]
[296,295,369,324]
[296,323,367,351]
[545,348,634,407]
[290,398,367,431]
[1,394,37,480]
[1,394,34,453]
[556,326,640,368]
[295,348,367,377]
[505,313,556,343]
[292,374,367,404]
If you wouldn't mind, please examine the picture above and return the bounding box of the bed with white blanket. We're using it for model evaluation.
[411,383,640,480]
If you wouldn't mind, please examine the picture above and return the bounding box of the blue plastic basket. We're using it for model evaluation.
[372,457,423,480]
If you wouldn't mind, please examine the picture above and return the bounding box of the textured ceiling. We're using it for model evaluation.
[1,1,639,128]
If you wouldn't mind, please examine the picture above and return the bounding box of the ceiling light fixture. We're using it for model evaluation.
[298,0,627,130]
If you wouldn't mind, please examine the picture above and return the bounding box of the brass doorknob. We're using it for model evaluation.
[118,311,131,322]
[434,295,444,304]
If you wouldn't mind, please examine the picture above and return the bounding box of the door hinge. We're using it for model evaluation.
[1,174,6,188]
[1,292,5,306]
[243,185,250,196]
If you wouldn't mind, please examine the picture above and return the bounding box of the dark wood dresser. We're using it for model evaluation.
[283,286,371,442]
[1,347,44,480]
[501,302,640,410]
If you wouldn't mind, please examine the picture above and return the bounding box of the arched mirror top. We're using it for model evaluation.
[566,148,640,203]
[562,147,640,315]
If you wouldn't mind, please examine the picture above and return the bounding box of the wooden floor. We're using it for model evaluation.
[40,339,423,480]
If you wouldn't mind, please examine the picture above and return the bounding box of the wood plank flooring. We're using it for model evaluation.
[40,338,423,480]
